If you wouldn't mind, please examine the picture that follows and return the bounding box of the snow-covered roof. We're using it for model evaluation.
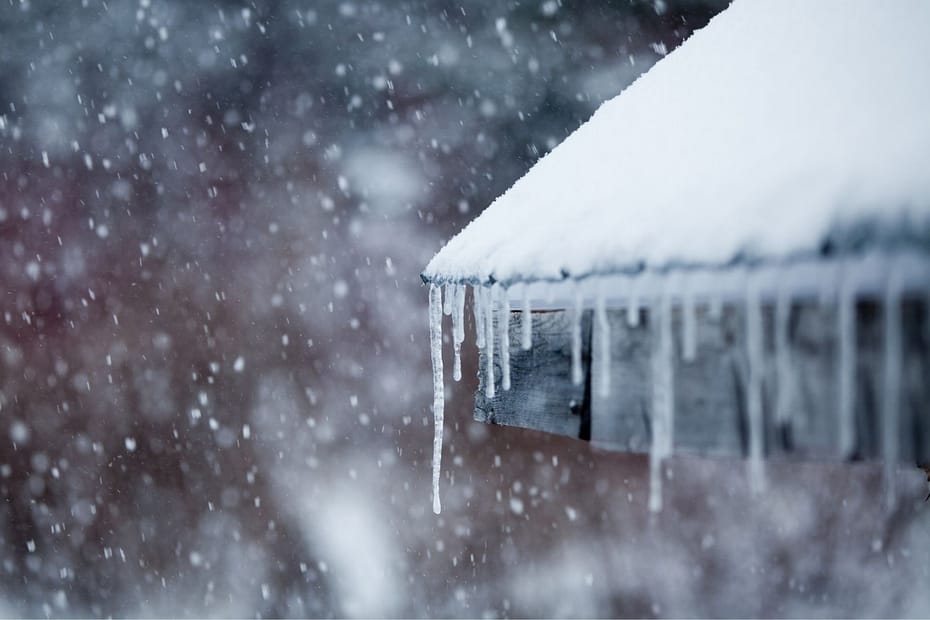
[423,0,930,286]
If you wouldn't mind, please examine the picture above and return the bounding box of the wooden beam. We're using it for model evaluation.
[475,310,591,440]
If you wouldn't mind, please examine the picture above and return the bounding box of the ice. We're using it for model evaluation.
[837,269,857,457]
[452,284,465,382]
[881,266,903,508]
[708,293,723,320]
[485,286,496,399]
[443,283,453,316]
[595,291,610,398]
[499,288,511,391]
[774,281,795,425]
[745,275,766,492]
[428,284,445,515]
[681,284,697,361]
[627,278,640,327]
[648,291,674,513]
[521,285,532,350]
[473,285,486,349]
[571,289,583,386]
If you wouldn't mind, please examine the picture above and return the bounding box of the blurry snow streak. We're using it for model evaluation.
[299,488,401,618]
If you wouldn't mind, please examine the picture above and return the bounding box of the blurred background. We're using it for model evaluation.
[1,0,929,617]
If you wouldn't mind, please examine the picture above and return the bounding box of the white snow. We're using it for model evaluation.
[423,0,930,286]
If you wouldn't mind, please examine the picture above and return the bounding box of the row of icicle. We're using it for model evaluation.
[429,268,911,515]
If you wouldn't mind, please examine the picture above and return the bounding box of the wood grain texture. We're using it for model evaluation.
[475,310,591,440]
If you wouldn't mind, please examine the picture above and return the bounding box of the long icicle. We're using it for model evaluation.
[474,285,486,349]
[682,282,697,362]
[428,284,445,515]
[882,265,903,509]
[774,280,793,425]
[595,288,610,398]
[709,293,723,321]
[648,289,674,513]
[499,287,511,391]
[746,274,766,493]
[485,285,496,398]
[452,284,465,382]
[571,287,584,386]
[837,267,857,458]
[521,285,532,350]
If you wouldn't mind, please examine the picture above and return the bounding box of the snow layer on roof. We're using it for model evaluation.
[424,0,930,285]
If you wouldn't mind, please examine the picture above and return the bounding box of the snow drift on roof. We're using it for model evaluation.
[423,0,930,285]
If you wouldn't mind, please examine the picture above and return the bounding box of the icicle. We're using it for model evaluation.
[521,285,532,350]
[595,290,610,398]
[452,284,465,382]
[837,270,857,458]
[709,293,723,320]
[428,284,445,515]
[745,276,766,493]
[648,291,674,513]
[474,285,486,349]
[681,285,697,362]
[571,288,583,386]
[485,285,496,398]
[774,282,795,425]
[660,293,675,454]
[881,267,903,509]
[499,287,511,391]
[648,447,664,514]
[442,283,453,316]
[627,277,640,327]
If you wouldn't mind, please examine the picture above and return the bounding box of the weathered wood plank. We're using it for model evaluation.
[475,310,591,439]
[475,299,929,465]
